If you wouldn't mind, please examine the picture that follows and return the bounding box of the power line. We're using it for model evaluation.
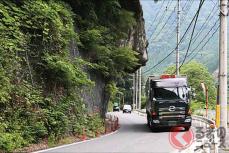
[187,19,219,58]
[148,1,195,61]
[180,0,195,25]
[151,0,194,42]
[158,0,194,42]
[142,49,175,75]
[166,0,194,41]
[147,0,172,41]
[187,25,219,63]
[177,0,205,72]
[152,5,176,41]
[181,0,189,12]
[177,0,217,64]
[191,2,218,45]
[144,1,204,74]
[146,0,165,33]
[210,0,218,6]
[143,0,205,75]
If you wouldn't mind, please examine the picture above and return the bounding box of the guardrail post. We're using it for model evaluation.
[213,128,219,153]
[202,137,211,153]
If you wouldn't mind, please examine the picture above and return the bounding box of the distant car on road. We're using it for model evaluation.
[113,106,120,112]
[123,104,132,113]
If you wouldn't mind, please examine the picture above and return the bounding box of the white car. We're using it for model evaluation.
[123,105,132,113]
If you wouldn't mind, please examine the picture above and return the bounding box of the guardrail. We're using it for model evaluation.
[186,115,219,153]
[192,115,215,129]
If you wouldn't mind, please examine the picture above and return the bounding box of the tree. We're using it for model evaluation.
[165,61,217,110]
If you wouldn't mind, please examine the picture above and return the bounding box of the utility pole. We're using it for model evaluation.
[138,68,142,109]
[216,85,220,128]
[176,0,180,76]
[201,83,208,117]
[135,70,138,110]
[219,0,228,135]
[132,68,142,110]
[206,86,208,118]
[132,73,135,109]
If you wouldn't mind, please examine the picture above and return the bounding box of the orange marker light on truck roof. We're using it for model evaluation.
[160,74,176,79]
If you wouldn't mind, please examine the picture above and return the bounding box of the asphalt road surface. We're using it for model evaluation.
[37,112,187,153]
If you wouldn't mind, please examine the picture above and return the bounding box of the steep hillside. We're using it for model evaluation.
[0,0,147,151]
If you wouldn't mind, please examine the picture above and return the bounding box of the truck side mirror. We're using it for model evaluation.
[192,93,196,99]
[188,87,196,99]
[182,94,185,98]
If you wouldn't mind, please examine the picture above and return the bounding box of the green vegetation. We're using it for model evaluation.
[0,0,140,152]
[74,0,140,113]
[165,61,217,112]
[141,96,147,109]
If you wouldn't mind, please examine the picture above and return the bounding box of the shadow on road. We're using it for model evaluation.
[120,122,183,133]
[120,123,152,133]
[150,127,172,133]
[119,123,174,133]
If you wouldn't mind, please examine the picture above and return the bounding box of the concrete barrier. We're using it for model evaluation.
[105,114,119,134]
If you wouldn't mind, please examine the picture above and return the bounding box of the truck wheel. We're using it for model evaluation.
[184,126,190,131]
[147,115,150,127]
[151,127,159,132]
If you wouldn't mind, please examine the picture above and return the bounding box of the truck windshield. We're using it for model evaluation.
[154,87,188,100]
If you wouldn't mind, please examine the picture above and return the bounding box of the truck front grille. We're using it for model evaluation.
[158,106,186,120]
[159,107,185,112]
[159,115,185,119]
[159,111,185,115]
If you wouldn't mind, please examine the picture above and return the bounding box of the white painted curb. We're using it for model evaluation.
[34,130,119,153]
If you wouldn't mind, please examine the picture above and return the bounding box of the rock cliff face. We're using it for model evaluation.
[120,0,148,68]
[71,0,148,114]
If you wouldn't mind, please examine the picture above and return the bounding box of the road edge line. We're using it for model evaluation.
[33,130,119,153]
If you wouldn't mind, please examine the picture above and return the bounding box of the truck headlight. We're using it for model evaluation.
[184,119,192,122]
[152,120,160,123]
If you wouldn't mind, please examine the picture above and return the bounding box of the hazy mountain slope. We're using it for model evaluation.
[141,0,222,76]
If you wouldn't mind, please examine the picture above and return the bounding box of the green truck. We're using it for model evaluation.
[145,75,192,131]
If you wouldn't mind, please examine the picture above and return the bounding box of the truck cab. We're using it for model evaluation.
[146,75,192,131]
